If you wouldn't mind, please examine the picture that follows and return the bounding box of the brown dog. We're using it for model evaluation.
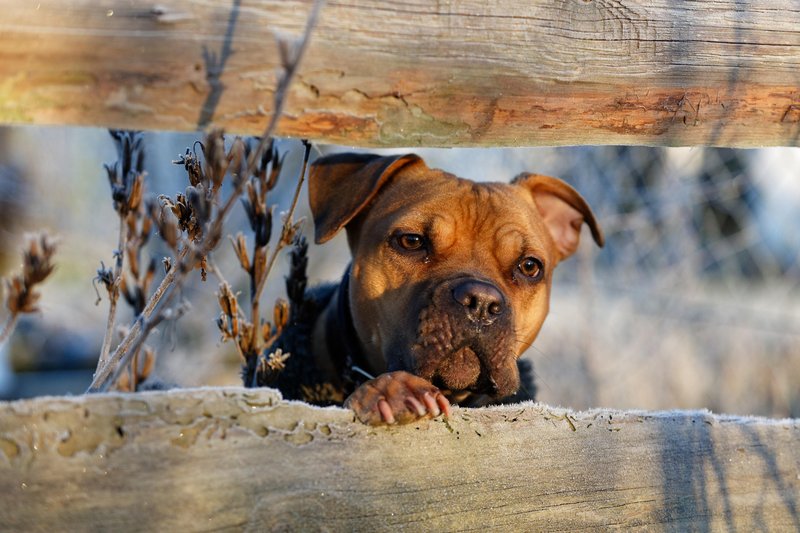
[248,152,603,425]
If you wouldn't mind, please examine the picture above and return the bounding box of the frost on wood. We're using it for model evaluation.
[0,388,798,531]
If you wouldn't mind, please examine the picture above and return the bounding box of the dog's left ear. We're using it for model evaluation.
[309,152,422,243]
[513,173,604,261]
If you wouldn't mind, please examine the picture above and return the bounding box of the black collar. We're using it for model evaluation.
[325,266,372,388]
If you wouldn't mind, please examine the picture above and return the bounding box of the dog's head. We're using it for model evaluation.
[309,153,603,399]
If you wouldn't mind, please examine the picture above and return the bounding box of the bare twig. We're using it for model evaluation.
[94,130,145,376]
[87,0,324,392]
[88,248,183,390]
[104,301,189,390]
[258,141,311,301]
[208,258,248,364]
[249,140,311,352]
[0,314,19,346]
[97,221,127,369]
[243,0,324,178]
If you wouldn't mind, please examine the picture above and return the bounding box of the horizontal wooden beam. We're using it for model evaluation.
[1,1,799,147]
[1,388,798,530]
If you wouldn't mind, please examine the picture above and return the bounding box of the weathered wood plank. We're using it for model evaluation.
[1,1,799,147]
[0,388,798,530]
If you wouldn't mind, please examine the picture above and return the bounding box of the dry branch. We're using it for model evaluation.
[86,0,323,392]
[0,388,798,530]
[1,1,799,147]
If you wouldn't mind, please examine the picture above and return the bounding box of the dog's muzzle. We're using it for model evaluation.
[410,277,520,398]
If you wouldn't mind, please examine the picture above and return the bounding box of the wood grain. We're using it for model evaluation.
[1,387,798,530]
[0,1,799,147]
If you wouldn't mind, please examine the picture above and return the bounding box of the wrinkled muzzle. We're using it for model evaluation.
[409,277,520,398]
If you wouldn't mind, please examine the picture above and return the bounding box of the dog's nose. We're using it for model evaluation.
[452,280,505,325]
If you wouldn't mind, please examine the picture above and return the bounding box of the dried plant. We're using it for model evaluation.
[89,128,234,392]
[92,130,164,392]
[114,344,156,392]
[0,233,58,346]
[86,0,324,393]
[216,140,311,386]
[95,130,147,374]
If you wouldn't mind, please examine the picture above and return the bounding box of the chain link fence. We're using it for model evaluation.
[1,127,798,418]
[489,146,800,418]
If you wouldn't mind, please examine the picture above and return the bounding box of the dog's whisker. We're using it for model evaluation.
[351,365,375,381]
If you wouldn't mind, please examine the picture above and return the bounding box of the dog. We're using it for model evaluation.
[244,152,603,425]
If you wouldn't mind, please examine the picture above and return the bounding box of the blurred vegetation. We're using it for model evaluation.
[1,127,798,418]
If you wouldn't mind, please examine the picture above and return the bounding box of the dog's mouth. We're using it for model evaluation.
[425,344,519,398]
[407,280,520,399]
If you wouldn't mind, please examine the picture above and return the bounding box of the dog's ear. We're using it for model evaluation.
[309,153,422,243]
[513,173,604,260]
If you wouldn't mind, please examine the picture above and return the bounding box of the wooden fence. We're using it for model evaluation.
[1,388,798,530]
[0,1,798,530]
[1,1,799,147]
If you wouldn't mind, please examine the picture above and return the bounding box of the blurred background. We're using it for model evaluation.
[0,125,798,419]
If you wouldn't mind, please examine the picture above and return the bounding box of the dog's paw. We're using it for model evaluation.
[344,371,451,425]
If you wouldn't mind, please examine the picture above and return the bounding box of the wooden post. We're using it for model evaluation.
[1,1,799,147]
[1,388,798,530]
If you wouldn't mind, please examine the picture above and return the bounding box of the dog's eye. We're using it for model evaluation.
[518,257,543,280]
[396,233,425,251]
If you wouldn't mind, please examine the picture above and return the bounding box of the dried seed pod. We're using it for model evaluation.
[125,210,138,236]
[227,137,247,188]
[4,277,30,314]
[246,137,273,183]
[126,241,140,279]
[157,210,180,250]
[140,213,153,245]
[273,298,289,331]
[203,129,228,191]
[106,130,145,215]
[255,209,272,249]
[230,233,251,272]
[185,185,209,226]
[120,274,133,307]
[261,321,273,344]
[251,247,268,289]
[216,283,238,320]
[95,261,115,294]
[243,181,260,226]
[239,322,255,355]
[23,234,57,285]
[266,145,285,191]
[142,258,156,296]
[173,145,204,187]
[128,173,145,212]
[199,256,208,282]
[280,218,304,247]
[4,233,57,315]
[216,313,232,341]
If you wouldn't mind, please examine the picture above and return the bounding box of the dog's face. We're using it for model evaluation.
[310,153,603,400]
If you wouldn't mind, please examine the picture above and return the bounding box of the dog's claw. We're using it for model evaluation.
[378,399,396,424]
[421,391,441,417]
[437,394,452,418]
[345,370,449,426]
[405,395,428,417]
